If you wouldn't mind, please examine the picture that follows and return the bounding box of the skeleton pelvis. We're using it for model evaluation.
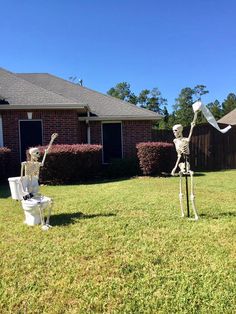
[179,162,190,173]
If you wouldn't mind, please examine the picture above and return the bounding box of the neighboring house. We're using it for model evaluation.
[218,108,236,126]
[0,67,161,168]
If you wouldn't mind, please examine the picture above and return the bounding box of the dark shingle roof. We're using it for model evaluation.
[218,109,236,125]
[0,68,81,106]
[17,73,162,120]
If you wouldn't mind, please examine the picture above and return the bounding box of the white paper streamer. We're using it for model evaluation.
[192,101,231,134]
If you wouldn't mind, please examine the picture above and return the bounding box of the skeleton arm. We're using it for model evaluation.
[171,139,181,176]
[21,162,26,179]
[41,133,58,166]
[20,162,29,194]
[187,111,198,142]
[171,154,181,176]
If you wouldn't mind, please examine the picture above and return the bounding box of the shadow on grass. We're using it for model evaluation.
[0,184,11,198]
[200,212,236,219]
[51,212,116,226]
[41,176,135,187]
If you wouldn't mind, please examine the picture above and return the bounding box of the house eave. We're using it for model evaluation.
[0,104,89,111]
[78,115,162,121]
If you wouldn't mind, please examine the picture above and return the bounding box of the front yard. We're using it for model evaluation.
[0,170,236,313]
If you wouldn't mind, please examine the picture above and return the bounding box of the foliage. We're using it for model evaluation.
[222,93,236,116]
[206,100,223,121]
[107,82,137,104]
[1,171,236,313]
[173,85,209,127]
[102,158,139,178]
[107,82,167,112]
[138,87,167,113]
[0,147,11,181]
[107,81,236,129]
[136,142,173,175]
[37,144,102,183]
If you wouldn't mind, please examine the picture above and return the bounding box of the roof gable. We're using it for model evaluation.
[17,73,162,120]
[0,67,82,107]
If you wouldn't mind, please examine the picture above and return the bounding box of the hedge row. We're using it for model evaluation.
[0,147,11,181]
[37,144,102,184]
[24,142,174,183]
[136,142,174,175]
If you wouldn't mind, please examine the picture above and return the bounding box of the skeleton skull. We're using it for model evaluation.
[29,147,40,161]
[173,124,183,138]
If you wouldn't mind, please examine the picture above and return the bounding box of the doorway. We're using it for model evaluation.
[19,120,43,161]
[102,122,122,163]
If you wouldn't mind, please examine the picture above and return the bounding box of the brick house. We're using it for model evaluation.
[0,67,161,168]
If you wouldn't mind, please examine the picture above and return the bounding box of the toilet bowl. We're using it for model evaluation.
[8,177,52,226]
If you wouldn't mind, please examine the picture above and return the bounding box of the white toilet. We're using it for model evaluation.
[8,176,52,226]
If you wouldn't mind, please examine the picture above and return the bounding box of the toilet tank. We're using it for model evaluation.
[8,176,39,200]
[8,177,23,200]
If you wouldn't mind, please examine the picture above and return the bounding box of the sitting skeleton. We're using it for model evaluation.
[20,133,58,229]
[171,116,199,220]
[21,133,58,196]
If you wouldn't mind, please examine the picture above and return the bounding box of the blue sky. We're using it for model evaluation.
[1,0,236,111]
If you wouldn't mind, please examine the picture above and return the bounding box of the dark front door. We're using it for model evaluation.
[102,123,122,163]
[19,120,43,161]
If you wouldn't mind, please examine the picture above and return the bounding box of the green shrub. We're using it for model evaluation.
[136,142,174,175]
[33,144,102,184]
[102,158,139,178]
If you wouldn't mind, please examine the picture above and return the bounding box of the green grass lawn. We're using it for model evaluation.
[0,170,236,314]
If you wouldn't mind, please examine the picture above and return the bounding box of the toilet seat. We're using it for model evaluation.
[22,196,51,210]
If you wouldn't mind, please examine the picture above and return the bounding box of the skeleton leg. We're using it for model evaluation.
[38,203,46,227]
[179,172,184,217]
[189,171,199,220]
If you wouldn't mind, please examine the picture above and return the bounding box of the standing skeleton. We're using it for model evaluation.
[171,100,232,221]
[20,133,58,228]
[171,112,199,220]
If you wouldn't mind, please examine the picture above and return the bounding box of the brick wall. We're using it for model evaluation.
[2,111,155,171]
[122,120,154,158]
[89,120,154,159]
[78,121,87,143]
[90,121,102,144]
[1,110,79,168]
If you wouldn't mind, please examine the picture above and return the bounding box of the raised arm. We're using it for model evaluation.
[187,111,198,142]
[41,133,58,166]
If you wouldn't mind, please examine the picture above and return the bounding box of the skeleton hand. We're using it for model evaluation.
[171,168,176,176]
[51,133,58,141]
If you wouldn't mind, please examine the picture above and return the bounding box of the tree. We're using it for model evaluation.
[107,82,135,103]
[156,106,171,129]
[173,85,209,127]
[222,93,236,116]
[193,85,209,101]
[207,100,222,120]
[173,87,195,127]
[138,88,167,114]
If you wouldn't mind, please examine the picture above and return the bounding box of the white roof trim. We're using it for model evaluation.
[0,104,89,110]
[79,115,162,121]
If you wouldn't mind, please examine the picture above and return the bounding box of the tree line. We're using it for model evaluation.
[107,82,236,129]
